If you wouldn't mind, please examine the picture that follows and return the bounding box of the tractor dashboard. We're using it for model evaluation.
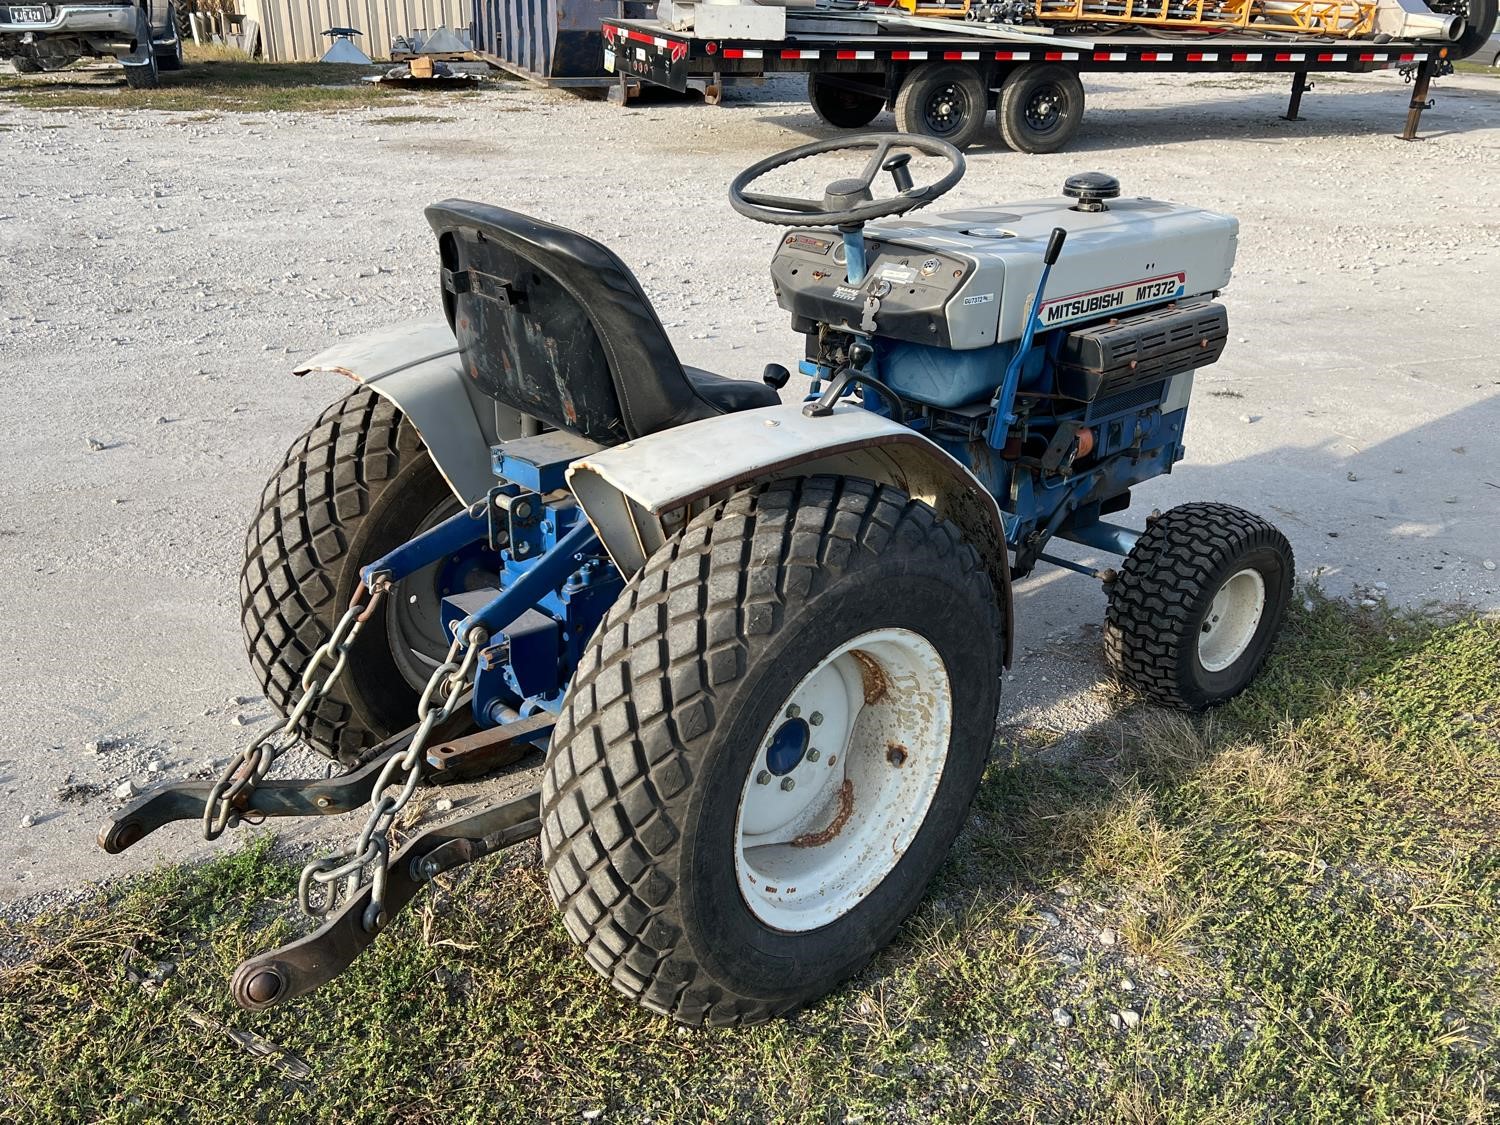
[769,195,1239,354]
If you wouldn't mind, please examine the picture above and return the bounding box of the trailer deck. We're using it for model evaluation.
[601,15,1458,149]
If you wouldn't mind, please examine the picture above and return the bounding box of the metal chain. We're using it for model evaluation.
[202,579,388,840]
[297,625,485,932]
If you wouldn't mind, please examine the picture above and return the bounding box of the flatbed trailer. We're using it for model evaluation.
[600,15,1463,151]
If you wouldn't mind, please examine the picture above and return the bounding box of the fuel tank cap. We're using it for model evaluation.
[1063,172,1121,211]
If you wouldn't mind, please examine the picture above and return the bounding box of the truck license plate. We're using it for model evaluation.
[8,6,50,21]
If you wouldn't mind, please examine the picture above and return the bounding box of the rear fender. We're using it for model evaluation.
[567,401,1014,667]
[293,319,527,505]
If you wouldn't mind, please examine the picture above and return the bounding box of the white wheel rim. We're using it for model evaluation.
[1197,567,1267,673]
[733,628,952,933]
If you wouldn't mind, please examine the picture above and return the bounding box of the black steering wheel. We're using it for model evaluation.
[728,133,965,228]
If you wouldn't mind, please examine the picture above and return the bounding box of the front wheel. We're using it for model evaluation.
[541,476,1003,1026]
[1104,503,1293,711]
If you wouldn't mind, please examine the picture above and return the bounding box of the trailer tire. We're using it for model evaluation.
[1428,0,1497,59]
[808,72,885,128]
[996,63,1083,154]
[541,476,1002,1027]
[895,61,987,149]
[240,388,461,766]
[1104,503,1292,711]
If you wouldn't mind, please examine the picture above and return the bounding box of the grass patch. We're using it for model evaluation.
[0,46,416,112]
[1453,59,1499,76]
[2,597,1496,1122]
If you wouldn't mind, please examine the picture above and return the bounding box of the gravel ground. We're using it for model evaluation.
[1,66,1497,908]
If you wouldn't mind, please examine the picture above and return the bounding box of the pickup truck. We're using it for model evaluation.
[1,0,180,87]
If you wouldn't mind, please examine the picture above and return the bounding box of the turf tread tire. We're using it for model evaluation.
[239,388,434,766]
[540,476,1000,1028]
[1104,502,1292,711]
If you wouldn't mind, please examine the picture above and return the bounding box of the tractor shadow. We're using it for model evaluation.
[961,389,1498,910]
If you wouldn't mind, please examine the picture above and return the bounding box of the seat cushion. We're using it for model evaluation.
[684,366,781,414]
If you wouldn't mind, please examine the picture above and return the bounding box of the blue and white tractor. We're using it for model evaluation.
[101,135,1293,1026]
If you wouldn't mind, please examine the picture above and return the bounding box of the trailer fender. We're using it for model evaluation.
[567,400,1014,667]
[293,319,502,506]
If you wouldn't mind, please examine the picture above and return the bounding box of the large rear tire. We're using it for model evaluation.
[240,389,460,766]
[541,476,1003,1026]
[1104,503,1292,711]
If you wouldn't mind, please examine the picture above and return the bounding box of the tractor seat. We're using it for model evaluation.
[426,199,779,447]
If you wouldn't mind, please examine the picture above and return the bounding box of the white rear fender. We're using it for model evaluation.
[294,320,528,505]
[567,401,1014,666]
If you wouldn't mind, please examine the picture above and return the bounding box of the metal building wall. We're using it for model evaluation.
[242,0,472,61]
[472,0,624,78]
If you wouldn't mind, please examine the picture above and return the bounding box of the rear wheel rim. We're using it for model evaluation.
[733,628,952,932]
[385,497,466,688]
[1198,567,1266,673]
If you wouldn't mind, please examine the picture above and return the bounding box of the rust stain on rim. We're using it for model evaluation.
[849,649,887,705]
[790,778,855,848]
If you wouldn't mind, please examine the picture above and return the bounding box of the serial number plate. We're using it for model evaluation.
[8,6,50,21]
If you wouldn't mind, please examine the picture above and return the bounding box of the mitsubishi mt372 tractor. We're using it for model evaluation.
[101,135,1293,1027]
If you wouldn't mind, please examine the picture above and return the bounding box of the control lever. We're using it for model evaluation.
[883,153,914,193]
[988,226,1069,445]
[802,342,903,423]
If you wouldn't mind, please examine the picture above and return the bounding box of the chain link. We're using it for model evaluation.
[202,579,389,840]
[297,625,485,931]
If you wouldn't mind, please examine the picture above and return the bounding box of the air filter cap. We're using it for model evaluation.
[1063,172,1121,210]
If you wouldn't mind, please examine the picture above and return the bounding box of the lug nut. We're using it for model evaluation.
[807,748,821,762]
[756,770,771,785]
[785,704,800,719]
[780,777,796,792]
[809,712,823,726]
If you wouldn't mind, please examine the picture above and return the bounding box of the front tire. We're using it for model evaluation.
[541,477,1003,1026]
[240,389,460,766]
[1104,503,1293,711]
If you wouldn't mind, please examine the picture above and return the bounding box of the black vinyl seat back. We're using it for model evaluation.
[426,199,728,446]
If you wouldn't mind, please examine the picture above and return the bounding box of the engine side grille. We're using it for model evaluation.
[1057,300,1229,402]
